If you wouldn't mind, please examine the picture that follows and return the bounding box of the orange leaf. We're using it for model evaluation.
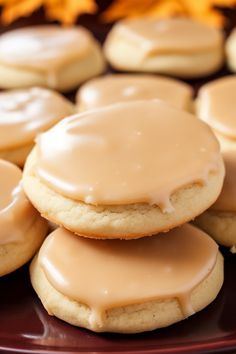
[102,0,236,28]
[211,0,236,5]
[0,0,97,25]
[102,0,157,22]
[1,0,43,24]
[45,0,97,25]
[145,0,185,18]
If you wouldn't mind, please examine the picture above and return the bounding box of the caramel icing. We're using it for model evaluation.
[39,225,218,328]
[198,76,236,139]
[0,87,74,149]
[0,159,38,245]
[36,100,220,212]
[0,26,93,71]
[211,151,236,212]
[78,74,193,111]
[114,18,222,55]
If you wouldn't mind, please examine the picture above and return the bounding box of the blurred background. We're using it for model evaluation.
[0,0,236,37]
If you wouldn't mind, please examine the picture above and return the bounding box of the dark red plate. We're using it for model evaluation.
[0,248,235,354]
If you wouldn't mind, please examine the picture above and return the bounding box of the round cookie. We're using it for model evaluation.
[226,27,236,72]
[76,74,193,112]
[0,87,74,167]
[195,150,236,252]
[196,75,236,151]
[0,159,48,277]
[0,26,105,92]
[104,18,224,78]
[23,100,224,239]
[30,225,223,333]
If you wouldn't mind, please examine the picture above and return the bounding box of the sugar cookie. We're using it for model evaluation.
[77,74,193,111]
[0,26,105,92]
[104,18,223,78]
[30,225,223,333]
[0,159,47,277]
[23,100,224,239]
[195,150,236,251]
[226,28,236,72]
[0,87,74,166]
[196,75,236,151]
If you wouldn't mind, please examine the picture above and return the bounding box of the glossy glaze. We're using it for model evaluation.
[36,101,220,210]
[39,225,218,325]
[212,150,236,211]
[0,248,235,353]
[109,18,223,54]
[0,6,236,354]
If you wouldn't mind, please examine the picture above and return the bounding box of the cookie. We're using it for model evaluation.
[226,28,236,73]
[0,159,47,277]
[23,100,224,239]
[196,75,236,151]
[77,74,193,112]
[30,224,223,333]
[0,87,74,167]
[195,150,236,251]
[0,26,105,92]
[104,18,223,78]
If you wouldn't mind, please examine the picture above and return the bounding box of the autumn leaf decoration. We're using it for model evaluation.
[0,0,97,25]
[0,0,235,28]
[102,0,236,28]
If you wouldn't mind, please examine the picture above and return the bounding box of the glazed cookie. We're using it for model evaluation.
[0,87,74,167]
[30,225,223,333]
[0,159,47,277]
[226,28,236,72]
[104,18,224,78]
[23,100,224,239]
[195,150,236,252]
[76,74,193,112]
[0,26,105,92]
[196,75,236,151]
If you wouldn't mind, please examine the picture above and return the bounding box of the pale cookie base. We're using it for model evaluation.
[30,252,223,333]
[226,30,236,72]
[23,148,225,239]
[195,99,236,152]
[194,210,236,249]
[0,142,33,168]
[0,43,105,92]
[0,215,48,277]
[104,34,223,78]
[214,132,236,152]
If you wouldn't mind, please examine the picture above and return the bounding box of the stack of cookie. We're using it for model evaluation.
[0,15,231,334]
[23,99,225,333]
